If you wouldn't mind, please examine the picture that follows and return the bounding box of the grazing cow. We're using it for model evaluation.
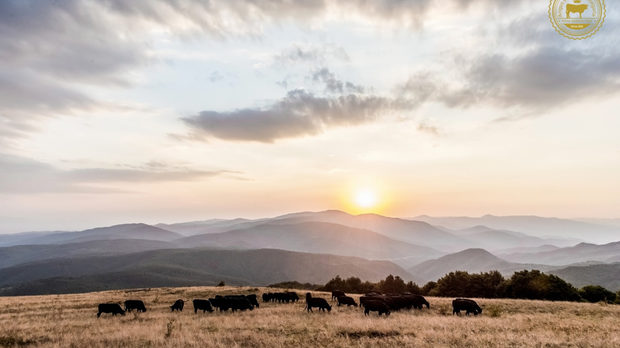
[359,295,379,309]
[337,295,357,307]
[566,3,588,18]
[286,292,300,303]
[224,295,254,312]
[331,290,345,301]
[170,299,184,312]
[209,296,230,312]
[305,293,332,313]
[452,299,482,316]
[406,294,430,309]
[97,303,125,318]
[246,294,260,308]
[262,293,271,302]
[124,300,147,313]
[193,299,214,313]
[362,300,390,316]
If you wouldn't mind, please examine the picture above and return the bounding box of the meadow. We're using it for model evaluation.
[0,286,618,347]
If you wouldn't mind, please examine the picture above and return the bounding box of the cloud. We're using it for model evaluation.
[398,12,620,117]
[312,68,364,94]
[0,0,583,145]
[417,121,440,136]
[274,44,350,66]
[183,89,409,142]
[0,153,242,194]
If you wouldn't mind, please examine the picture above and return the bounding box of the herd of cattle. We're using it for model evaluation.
[96,291,482,318]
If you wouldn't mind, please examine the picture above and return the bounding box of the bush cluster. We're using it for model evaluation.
[319,270,617,303]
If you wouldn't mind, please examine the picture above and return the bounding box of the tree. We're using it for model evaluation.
[421,281,437,296]
[405,281,422,294]
[579,285,617,303]
[503,270,580,301]
[377,275,407,294]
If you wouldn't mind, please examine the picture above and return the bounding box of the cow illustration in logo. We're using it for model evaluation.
[549,0,605,39]
[566,1,588,18]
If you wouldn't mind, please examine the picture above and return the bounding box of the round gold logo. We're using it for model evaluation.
[549,0,605,39]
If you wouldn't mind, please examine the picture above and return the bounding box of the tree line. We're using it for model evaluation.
[314,270,619,304]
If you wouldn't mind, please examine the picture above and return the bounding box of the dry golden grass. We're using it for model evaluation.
[0,286,618,347]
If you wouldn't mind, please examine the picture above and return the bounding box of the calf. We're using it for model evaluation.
[193,299,214,313]
[337,295,357,307]
[97,303,125,318]
[170,299,184,312]
[305,293,331,313]
[452,298,482,316]
[124,300,147,313]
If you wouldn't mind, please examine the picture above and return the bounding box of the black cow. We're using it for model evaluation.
[246,294,260,308]
[286,292,300,303]
[97,303,125,318]
[362,300,390,316]
[124,300,147,313]
[209,296,230,312]
[193,299,214,313]
[262,293,271,302]
[359,295,377,309]
[452,299,482,316]
[331,290,345,301]
[224,295,254,312]
[263,292,299,303]
[406,294,430,309]
[337,295,357,307]
[305,293,331,313]
[170,299,184,312]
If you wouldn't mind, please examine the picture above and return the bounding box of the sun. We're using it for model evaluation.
[354,188,378,209]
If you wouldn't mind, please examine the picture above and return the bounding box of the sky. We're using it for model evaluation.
[1,0,619,233]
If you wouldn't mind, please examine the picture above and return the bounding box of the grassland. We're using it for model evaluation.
[0,286,618,347]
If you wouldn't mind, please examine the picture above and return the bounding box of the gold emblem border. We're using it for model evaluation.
[548,0,606,40]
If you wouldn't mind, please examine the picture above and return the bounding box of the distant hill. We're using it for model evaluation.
[0,239,176,269]
[0,248,412,296]
[549,263,620,291]
[268,210,467,251]
[454,226,561,251]
[156,218,256,236]
[0,230,66,247]
[408,248,549,283]
[500,242,620,266]
[0,224,182,246]
[414,215,618,244]
[176,221,442,264]
[494,244,560,255]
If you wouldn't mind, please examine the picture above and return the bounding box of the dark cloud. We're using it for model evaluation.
[183,89,410,142]
[0,153,241,194]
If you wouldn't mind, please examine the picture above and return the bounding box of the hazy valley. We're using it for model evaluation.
[0,210,618,296]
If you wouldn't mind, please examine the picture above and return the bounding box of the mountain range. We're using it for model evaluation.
[0,210,618,295]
